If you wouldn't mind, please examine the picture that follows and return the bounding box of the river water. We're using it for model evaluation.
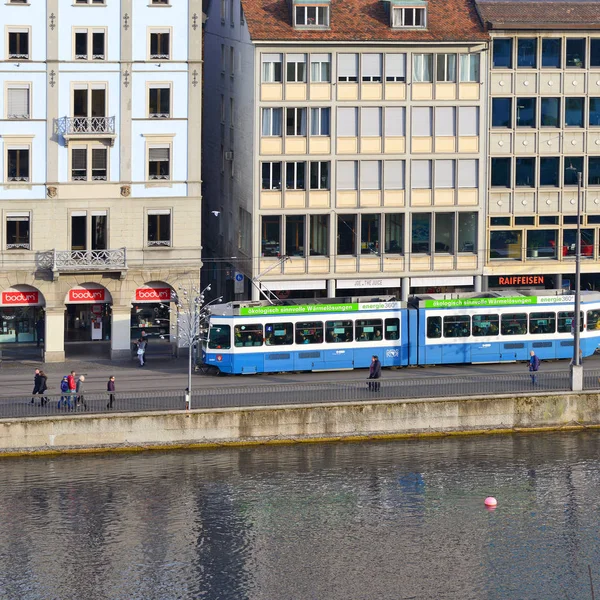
[0,433,599,600]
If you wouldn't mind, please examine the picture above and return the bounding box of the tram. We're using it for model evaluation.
[201,291,600,374]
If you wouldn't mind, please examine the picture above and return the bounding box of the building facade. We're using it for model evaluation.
[476,1,600,292]
[1,0,202,360]
[203,0,488,301]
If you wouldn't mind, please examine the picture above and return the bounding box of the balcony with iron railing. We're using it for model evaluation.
[56,116,117,146]
[38,248,127,279]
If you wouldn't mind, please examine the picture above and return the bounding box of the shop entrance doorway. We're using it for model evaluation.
[65,304,111,342]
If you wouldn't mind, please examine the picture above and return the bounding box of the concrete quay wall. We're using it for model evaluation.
[1,393,599,456]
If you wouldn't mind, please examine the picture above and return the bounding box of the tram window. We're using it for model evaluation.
[295,321,323,344]
[326,320,353,343]
[558,311,583,333]
[208,324,231,349]
[587,310,600,331]
[472,314,499,336]
[234,324,264,347]
[427,316,441,338]
[501,313,528,335]
[529,312,556,334]
[356,319,383,342]
[385,318,400,340]
[265,322,293,345]
[443,315,470,338]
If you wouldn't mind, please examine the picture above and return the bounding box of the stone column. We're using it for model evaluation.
[110,305,132,360]
[401,277,410,301]
[44,307,65,362]
[474,275,482,292]
[327,279,336,298]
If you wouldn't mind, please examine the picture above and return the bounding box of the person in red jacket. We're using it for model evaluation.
[67,371,77,410]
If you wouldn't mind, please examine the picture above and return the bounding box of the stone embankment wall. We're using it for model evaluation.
[1,393,599,456]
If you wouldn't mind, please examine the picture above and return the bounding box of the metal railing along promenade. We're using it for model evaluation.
[0,369,599,420]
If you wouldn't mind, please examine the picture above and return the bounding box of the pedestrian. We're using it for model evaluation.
[37,370,48,406]
[67,370,77,410]
[529,350,541,385]
[31,368,41,404]
[35,317,44,348]
[141,330,148,364]
[107,376,115,409]
[58,376,71,410]
[368,354,381,392]
[76,375,88,411]
[137,338,147,367]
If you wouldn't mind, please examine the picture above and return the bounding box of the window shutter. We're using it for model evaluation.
[310,53,329,63]
[411,160,432,189]
[435,160,455,188]
[435,107,456,137]
[337,161,357,190]
[72,148,87,170]
[337,107,357,136]
[262,53,281,63]
[459,107,479,136]
[360,161,381,190]
[384,160,405,189]
[385,107,405,136]
[92,148,107,169]
[361,107,381,136]
[7,87,29,118]
[458,159,478,188]
[361,54,382,77]
[287,53,306,63]
[412,107,432,136]
[385,54,406,79]
[338,54,358,77]
[149,147,170,161]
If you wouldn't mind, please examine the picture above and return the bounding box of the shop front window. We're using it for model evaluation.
[490,230,522,260]
[563,229,594,257]
[131,303,170,342]
[527,230,557,259]
[0,307,42,343]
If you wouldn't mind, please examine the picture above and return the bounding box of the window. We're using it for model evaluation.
[540,157,560,187]
[566,38,585,68]
[592,39,600,67]
[490,230,522,260]
[384,160,405,190]
[75,0,107,3]
[356,319,383,342]
[493,38,513,68]
[229,47,235,76]
[539,216,559,225]
[459,54,479,82]
[230,0,234,26]
[458,159,478,188]
[427,316,441,339]
[564,229,594,257]
[151,0,170,4]
[516,157,535,187]
[286,161,306,190]
[337,161,357,190]
[6,214,30,250]
[540,97,560,127]
[6,85,30,119]
[590,98,600,126]
[337,107,357,136]
[310,54,330,82]
[262,54,282,82]
[589,157,600,186]
[443,315,470,338]
[261,216,280,257]
[435,107,455,137]
[361,107,382,137]
[326,321,353,343]
[148,85,171,118]
[565,98,584,127]
[310,161,329,189]
[385,54,406,82]
[310,215,329,256]
[516,98,536,127]
[501,314,527,336]
[234,324,263,347]
[265,323,292,346]
[515,216,534,226]
[412,107,432,137]
[286,54,307,82]
[72,85,106,129]
[208,325,230,350]
[385,213,403,254]
[295,321,323,344]
[74,28,106,60]
[542,39,561,68]
[434,213,454,254]
[295,5,329,27]
[338,54,358,82]
[8,29,29,60]
[458,212,477,253]
[492,98,512,128]
[286,108,306,136]
[411,160,432,189]
[412,213,430,254]
[6,148,29,182]
[262,108,282,136]
[491,158,511,188]
[148,146,170,180]
[220,0,228,22]
[392,7,426,27]
[361,214,380,254]
[147,211,171,247]
[517,38,537,68]
[361,161,381,190]
[71,146,107,181]
[413,54,432,82]
[262,162,282,190]
[149,30,170,60]
[458,107,478,136]
[588,310,600,331]
[435,159,455,189]
[286,215,305,256]
[362,54,382,82]
[559,312,583,333]
[472,314,499,336]
[490,217,510,226]
[230,98,234,127]
[527,230,557,259]
[385,318,400,341]
[564,157,584,185]
[310,107,330,136]
[337,214,356,255]
[436,54,456,82]
[529,313,555,335]
[221,44,226,73]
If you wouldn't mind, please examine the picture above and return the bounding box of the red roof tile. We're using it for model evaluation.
[242,0,488,42]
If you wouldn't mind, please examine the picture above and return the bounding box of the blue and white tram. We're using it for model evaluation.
[413,290,600,365]
[202,297,410,374]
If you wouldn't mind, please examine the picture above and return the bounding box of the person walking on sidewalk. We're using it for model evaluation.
[368,355,382,392]
[37,370,49,406]
[58,376,71,410]
[137,338,147,367]
[76,375,88,411]
[141,330,148,364]
[31,368,41,404]
[107,376,116,409]
[67,371,77,410]
[529,350,541,385]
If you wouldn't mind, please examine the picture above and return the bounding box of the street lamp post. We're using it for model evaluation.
[571,169,583,391]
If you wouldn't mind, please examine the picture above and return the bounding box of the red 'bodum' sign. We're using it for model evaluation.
[2,291,39,305]
[68,289,105,302]
[135,288,172,302]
